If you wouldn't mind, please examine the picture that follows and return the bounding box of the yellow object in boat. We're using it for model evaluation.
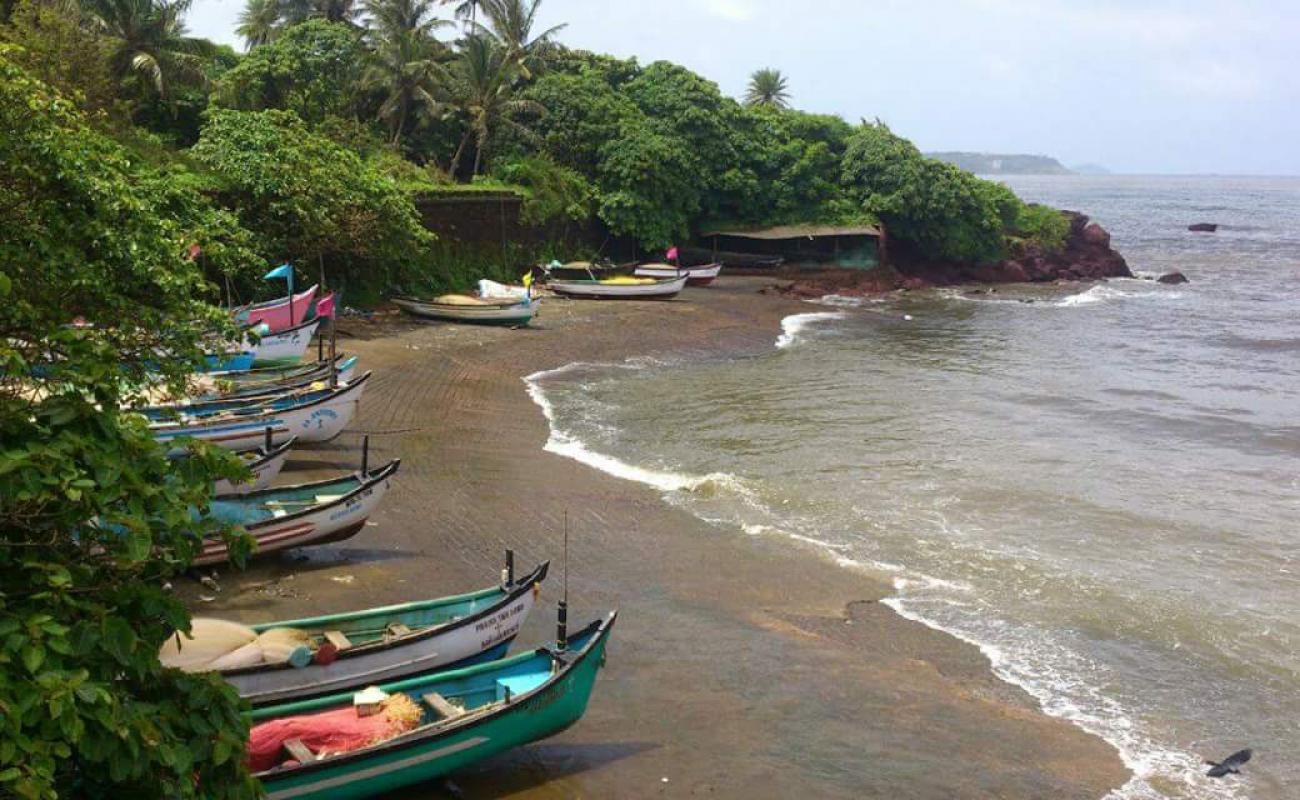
[599,276,657,285]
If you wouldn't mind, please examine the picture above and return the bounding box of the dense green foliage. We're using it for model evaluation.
[0,52,257,800]
[192,107,434,292]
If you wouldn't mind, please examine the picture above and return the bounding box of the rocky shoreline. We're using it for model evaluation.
[777,210,1133,299]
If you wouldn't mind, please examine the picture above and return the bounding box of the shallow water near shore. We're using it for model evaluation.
[526,176,1300,798]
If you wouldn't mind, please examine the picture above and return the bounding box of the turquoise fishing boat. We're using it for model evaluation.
[201,355,358,398]
[251,613,616,800]
[216,558,549,706]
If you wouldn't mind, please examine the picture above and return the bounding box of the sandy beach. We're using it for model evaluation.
[187,277,1128,799]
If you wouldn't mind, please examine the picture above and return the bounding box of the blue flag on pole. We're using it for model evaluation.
[264,263,293,281]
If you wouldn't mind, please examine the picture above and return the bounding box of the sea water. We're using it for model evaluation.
[525,176,1300,799]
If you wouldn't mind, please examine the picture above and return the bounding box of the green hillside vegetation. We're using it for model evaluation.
[3,0,1067,300]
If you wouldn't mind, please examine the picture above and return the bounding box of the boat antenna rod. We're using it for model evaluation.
[558,509,569,650]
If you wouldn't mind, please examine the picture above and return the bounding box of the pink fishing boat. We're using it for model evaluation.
[235,284,319,333]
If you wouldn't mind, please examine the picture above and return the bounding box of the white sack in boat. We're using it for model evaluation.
[256,627,313,664]
[478,280,529,301]
[159,618,258,670]
[207,641,265,670]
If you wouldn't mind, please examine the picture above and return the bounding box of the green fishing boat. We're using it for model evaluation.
[251,612,616,799]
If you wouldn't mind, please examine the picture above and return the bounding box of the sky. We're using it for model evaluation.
[185,0,1300,175]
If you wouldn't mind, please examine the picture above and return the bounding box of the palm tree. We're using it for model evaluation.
[745,67,790,109]
[472,0,563,81]
[77,0,219,100]
[442,0,479,25]
[366,0,445,38]
[236,0,281,49]
[362,36,444,144]
[277,0,359,24]
[446,34,541,177]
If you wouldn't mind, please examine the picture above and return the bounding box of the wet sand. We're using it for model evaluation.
[192,278,1128,798]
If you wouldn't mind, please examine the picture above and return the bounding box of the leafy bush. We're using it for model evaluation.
[842,122,1019,264]
[1013,203,1070,253]
[214,20,364,124]
[494,155,593,226]
[0,52,257,800]
[191,107,434,293]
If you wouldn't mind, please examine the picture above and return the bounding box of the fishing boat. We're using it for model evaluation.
[203,352,257,372]
[234,285,320,333]
[196,460,400,566]
[540,260,636,281]
[634,262,724,285]
[142,372,366,423]
[150,372,370,452]
[250,612,616,800]
[202,355,358,399]
[393,295,537,326]
[247,316,322,366]
[548,274,688,300]
[214,437,296,496]
[212,559,550,706]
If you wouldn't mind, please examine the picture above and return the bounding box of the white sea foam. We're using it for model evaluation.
[813,294,884,308]
[524,360,1242,800]
[775,311,846,349]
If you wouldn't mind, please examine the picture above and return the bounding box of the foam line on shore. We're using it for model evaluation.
[523,357,1239,800]
[775,311,847,349]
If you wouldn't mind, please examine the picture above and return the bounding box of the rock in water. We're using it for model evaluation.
[1188,222,1218,232]
[1157,271,1189,285]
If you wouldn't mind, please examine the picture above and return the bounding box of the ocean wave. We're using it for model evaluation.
[524,360,1244,800]
[882,590,1247,800]
[813,294,884,308]
[775,311,847,349]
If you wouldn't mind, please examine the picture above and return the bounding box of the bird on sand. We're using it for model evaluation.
[1205,748,1252,778]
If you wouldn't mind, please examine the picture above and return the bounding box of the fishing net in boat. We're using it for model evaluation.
[247,693,424,771]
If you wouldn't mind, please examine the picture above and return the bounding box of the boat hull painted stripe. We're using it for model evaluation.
[267,737,489,800]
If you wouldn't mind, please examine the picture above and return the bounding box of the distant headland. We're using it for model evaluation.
[926,152,1109,176]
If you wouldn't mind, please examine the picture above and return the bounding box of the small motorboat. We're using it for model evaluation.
[246,316,323,366]
[214,436,296,496]
[539,260,636,282]
[634,262,723,285]
[393,294,537,326]
[196,460,400,565]
[167,557,550,706]
[249,612,616,800]
[200,355,358,398]
[233,284,319,333]
[150,372,370,452]
[548,274,688,300]
[195,355,359,402]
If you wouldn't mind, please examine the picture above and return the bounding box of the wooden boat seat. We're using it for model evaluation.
[323,630,352,650]
[421,692,464,720]
[384,622,412,639]
[282,738,317,763]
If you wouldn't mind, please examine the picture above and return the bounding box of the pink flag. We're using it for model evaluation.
[186,242,202,261]
[666,246,679,262]
[314,292,336,320]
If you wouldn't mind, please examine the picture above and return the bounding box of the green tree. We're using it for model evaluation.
[446,33,541,176]
[215,19,363,123]
[0,51,258,800]
[76,0,219,102]
[278,0,359,24]
[841,122,1018,263]
[237,0,281,49]
[744,67,789,109]
[473,0,563,80]
[362,0,449,145]
[0,0,121,117]
[191,107,435,289]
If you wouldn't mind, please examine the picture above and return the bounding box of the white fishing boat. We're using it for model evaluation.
[547,274,688,300]
[191,559,550,706]
[393,295,538,326]
[150,372,370,452]
[214,437,296,496]
[246,316,322,365]
[195,460,400,566]
[633,262,723,285]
